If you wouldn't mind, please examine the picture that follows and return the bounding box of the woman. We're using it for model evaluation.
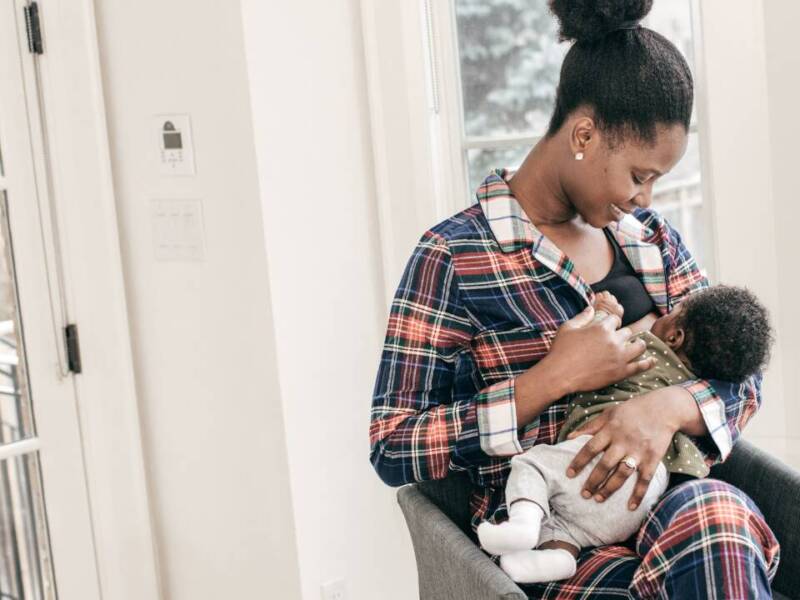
[369,0,780,597]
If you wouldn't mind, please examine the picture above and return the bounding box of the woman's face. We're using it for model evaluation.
[561,121,689,228]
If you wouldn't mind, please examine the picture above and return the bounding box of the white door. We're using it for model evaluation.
[0,1,102,598]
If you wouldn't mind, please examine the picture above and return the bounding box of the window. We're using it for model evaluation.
[450,0,710,268]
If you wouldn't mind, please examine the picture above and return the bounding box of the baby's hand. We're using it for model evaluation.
[591,291,624,324]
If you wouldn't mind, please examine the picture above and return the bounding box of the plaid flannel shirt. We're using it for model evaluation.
[369,168,762,529]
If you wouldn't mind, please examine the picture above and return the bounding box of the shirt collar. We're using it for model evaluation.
[475,167,653,252]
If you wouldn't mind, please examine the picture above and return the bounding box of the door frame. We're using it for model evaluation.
[13,0,162,598]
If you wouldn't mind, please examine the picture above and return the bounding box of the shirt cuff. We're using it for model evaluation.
[679,379,732,463]
[476,377,525,457]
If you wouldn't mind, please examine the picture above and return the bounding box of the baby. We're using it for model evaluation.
[477,285,773,584]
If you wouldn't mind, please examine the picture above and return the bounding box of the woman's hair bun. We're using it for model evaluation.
[549,0,654,43]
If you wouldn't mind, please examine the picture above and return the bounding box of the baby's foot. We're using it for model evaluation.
[477,501,544,555]
[499,548,577,584]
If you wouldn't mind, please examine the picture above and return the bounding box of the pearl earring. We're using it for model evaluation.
[575,152,584,161]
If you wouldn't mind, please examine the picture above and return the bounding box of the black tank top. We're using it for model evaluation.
[589,228,656,327]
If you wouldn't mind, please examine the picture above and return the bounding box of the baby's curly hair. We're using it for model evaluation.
[677,285,774,383]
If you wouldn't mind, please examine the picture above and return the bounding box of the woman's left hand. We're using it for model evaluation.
[564,388,682,511]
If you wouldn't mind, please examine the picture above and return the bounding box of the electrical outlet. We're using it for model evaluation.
[321,578,346,600]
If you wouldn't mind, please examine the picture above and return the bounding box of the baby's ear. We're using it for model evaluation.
[667,327,685,350]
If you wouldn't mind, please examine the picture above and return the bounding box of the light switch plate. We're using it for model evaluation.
[151,199,205,261]
[320,578,346,600]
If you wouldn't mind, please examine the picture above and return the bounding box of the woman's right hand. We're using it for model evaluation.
[545,303,654,394]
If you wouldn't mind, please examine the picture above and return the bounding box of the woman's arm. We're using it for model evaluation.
[658,384,708,436]
[513,358,572,425]
[370,231,558,487]
[677,373,762,466]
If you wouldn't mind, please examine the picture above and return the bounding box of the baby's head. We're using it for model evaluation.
[650,285,774,383]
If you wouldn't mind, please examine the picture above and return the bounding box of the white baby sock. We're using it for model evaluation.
[477,500,545,555]
[499,548,577,584]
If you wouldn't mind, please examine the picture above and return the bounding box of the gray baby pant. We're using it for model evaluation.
[505,434,670,549]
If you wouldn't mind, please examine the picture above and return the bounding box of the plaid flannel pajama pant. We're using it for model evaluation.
[500,476,781,599]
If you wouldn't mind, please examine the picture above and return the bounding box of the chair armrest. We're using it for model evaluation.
[397,485,526,600]
[709,439,800,597]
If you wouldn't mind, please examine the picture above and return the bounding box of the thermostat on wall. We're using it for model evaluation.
[155,114,196,175]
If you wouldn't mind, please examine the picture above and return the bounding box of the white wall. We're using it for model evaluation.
[239,1,419,600]
[762,1,800,469]
[696,0,791,465]
[93,1,302,598]
[94,0,418,598]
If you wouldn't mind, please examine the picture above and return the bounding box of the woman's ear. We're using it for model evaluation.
[570,116,596,157]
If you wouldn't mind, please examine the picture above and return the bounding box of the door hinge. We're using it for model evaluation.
[64,324,82,374]
[23,2,43,55]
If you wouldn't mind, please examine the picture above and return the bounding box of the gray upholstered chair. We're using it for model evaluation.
[397,439,799,599]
